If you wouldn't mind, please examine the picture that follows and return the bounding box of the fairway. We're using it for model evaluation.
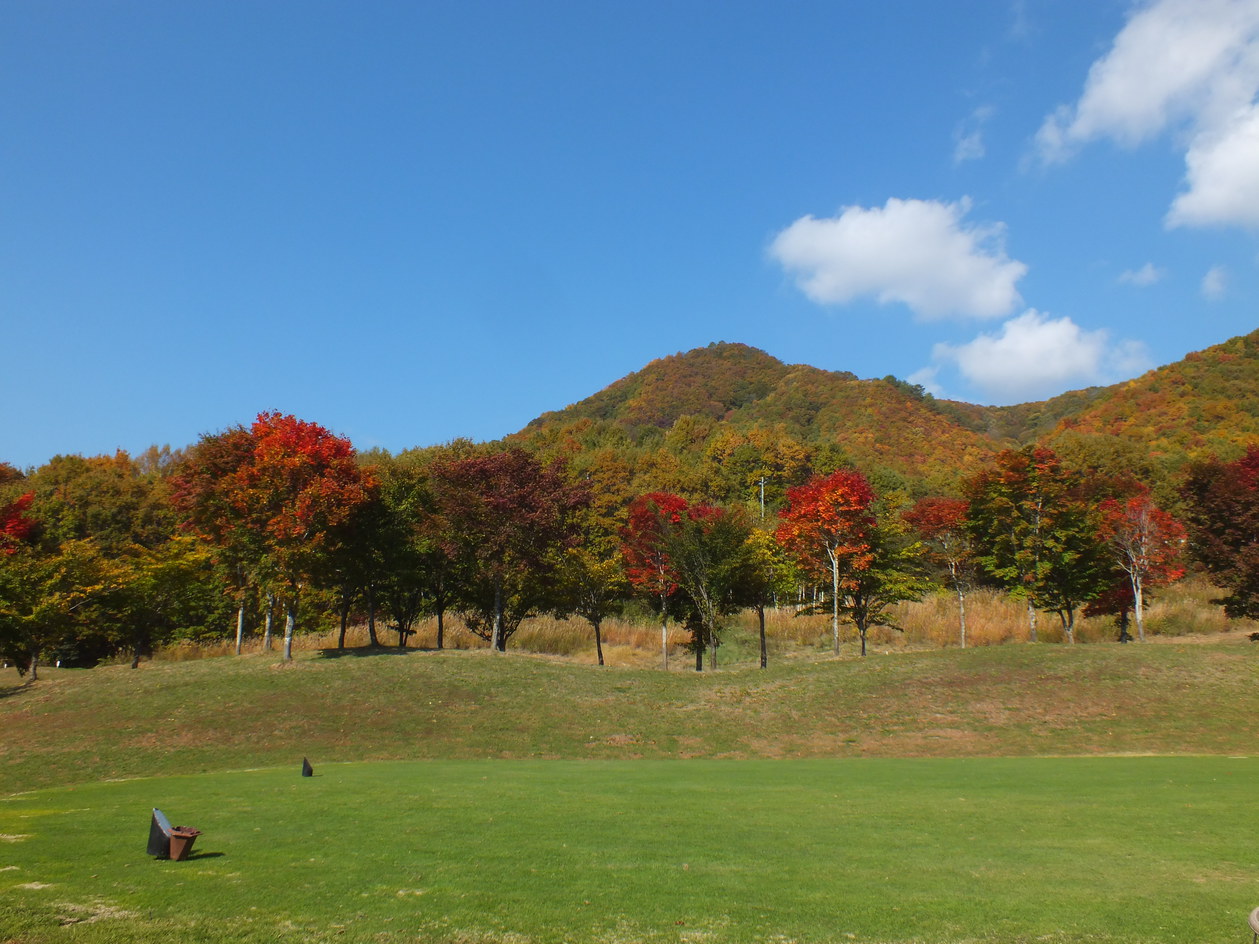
[2,757,1256,943]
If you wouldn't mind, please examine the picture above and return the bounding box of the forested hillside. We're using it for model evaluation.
[1043,329,1259,463]
[516,329,1259,497]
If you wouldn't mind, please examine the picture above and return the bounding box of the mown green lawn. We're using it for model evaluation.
[2,756,1256,943]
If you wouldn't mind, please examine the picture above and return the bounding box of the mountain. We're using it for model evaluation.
[511,330,1259,500]
[1041,328,1259,462]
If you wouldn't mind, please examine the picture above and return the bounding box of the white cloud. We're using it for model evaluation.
[769,197,1027,320]
[1167,103,1259,226]
[1118,262,1165,286]
[1202,264,1229,299]
[954,130,986,164]
[930,310,1152,403]
[953,106,995,164]
[1036,0,1259,227]
[906,366,945,398]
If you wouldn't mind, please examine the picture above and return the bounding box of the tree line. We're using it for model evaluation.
[3,412,1257,680]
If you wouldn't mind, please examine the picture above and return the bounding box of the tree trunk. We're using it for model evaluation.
[694,640,703,672]
[858,622,868,657]
[366,582,379,647]
[492,580,504,652]
[660,592,669,670]
[263,594,275,651]
[337,593,350,650]
[593,619,604,666]
[757,603,767,669]
[436,607,445,650]
[29,649,39,682]
[235,597,246,656]
[1027,600,1038,642]
[1132,574,1146,642]
[282,595,297,661]
[956,588,967,649]
[831,553,840,654]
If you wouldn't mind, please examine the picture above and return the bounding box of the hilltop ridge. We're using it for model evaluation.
[512,328,1259,493]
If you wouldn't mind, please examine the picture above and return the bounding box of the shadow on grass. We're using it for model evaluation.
[316,646,422,660]
[0,679,33,700]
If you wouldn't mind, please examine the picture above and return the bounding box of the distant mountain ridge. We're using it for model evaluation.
[515,329,1259,491]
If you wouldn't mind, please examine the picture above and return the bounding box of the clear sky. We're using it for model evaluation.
[3,0,1257,469]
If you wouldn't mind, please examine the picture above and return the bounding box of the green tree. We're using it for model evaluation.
[0,539,121,679]
[740,527,799,668]
[965,447,1108,643]
[662,503,754,671]
[840,493,932,656]
[109,536,220,667]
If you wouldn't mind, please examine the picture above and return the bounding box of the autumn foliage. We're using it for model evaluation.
[170,412,376,659]
[0,493,36,553]
[776,470,875,652]
[1181,445,1259,619]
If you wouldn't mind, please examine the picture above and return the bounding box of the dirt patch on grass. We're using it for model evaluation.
[1148,628,1257,645]
[57,899,139,925]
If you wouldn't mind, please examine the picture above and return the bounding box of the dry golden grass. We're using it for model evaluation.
[153,574,1257,663]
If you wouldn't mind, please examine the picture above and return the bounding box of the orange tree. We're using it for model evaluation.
[169,425,263,653]
[775,470,874,654]
[172,413,375,660]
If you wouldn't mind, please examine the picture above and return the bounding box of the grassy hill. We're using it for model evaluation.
[4,638,1258,795]
[6,642,1259,943]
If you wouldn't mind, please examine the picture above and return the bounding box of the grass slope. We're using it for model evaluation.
[4,640,1259,794]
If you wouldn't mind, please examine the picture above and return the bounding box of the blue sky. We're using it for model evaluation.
[3,0,1257,469]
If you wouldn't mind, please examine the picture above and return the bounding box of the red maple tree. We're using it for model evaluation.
[0,492,36,553]
[1097,492,1185,641]
[621,492,687,668]
[904,496,973,647]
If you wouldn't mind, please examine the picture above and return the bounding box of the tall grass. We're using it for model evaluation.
[153,575,1256,664]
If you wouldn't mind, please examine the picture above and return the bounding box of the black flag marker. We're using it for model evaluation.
[302,757,313,777]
